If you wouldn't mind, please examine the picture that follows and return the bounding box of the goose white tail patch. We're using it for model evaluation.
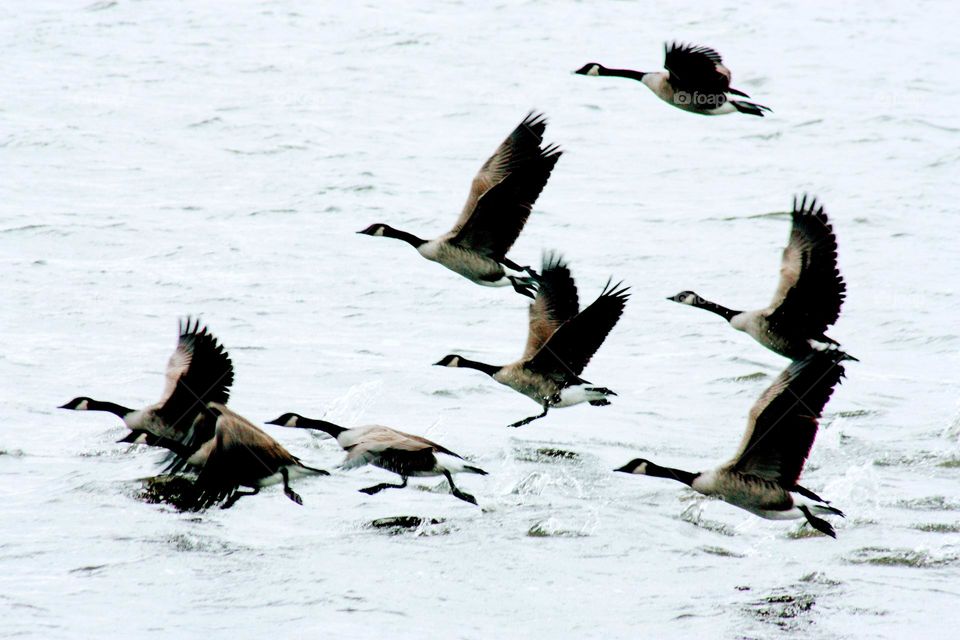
[434,452,470,474]
[555,384,614,408]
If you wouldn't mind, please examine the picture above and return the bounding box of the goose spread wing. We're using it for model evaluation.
[522,252,580,359]
[451,112,552,234]
[157,318,235,431]
[528,279,629,378]
[765,195,846,339]
[663,42,730,98]
[728,351,846,486]
[452,144,561,258]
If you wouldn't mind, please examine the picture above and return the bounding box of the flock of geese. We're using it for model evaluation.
[61,43,855,538]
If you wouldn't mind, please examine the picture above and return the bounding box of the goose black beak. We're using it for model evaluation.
[613,464,633,473]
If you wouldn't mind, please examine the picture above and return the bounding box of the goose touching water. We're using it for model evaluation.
[435,252,629,427]
[169,403,329,509]
[668,195,855,361]
[265,414,486,505]
[357,112,562,298]
[575,42,770,116]
[59,317,234,452]
[616,350,847,537]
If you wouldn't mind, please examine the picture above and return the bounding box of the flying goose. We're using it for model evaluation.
[59,317,234,451]
[357,112,562,298]
[265,414,486,505]
[169,403,329,509]
[668,195,855,361]
[616,350,846,537]
[434,252,629,427]
[575,42,770,116]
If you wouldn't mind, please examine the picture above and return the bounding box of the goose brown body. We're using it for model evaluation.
[174,403,329,509]
[266,414,486,505]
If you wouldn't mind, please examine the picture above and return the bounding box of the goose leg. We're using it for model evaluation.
[221,487,259,509]
[798,505,837,538]
[444,470,477,505]
[281,467,303,505]
[359,476,408,495]
[501,257,539,279]
[508,404,549,428]
[507,276,537,299]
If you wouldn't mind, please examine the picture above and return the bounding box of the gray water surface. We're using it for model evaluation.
[3,1,959,638]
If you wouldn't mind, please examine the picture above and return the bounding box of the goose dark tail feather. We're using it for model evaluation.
[464,465,488,475]
[731,100,772,117]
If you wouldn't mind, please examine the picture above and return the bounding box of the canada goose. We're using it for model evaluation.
[265,413,486,505]
[668,195,855,361]
[616,350,847,537]
[173,403,329,509]
[357,112,562,298]
[59,317,234,451]
[434,252,629,427]
[574,42,770,116]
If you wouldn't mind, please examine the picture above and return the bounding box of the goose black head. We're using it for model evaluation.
[265,412,303,428]
[433,354,464,367]
[59,397,94,410]
[614,458,651,474]
[357,223,390,237]
[667,290,701,305]
[574,62,605,76]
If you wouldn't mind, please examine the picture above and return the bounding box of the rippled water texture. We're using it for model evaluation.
[2,1,959,638]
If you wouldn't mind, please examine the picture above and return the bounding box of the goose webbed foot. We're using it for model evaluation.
[359,477,408,496]
[221,487,259,509]
[508,405,549,428]
[444,470,478,506]
[508,276,537,299]
[798,505,837,538]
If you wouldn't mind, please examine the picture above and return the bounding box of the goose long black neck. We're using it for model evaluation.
[601,67,648,82]
[695,298,742,322]
[88,400,135,418]
[384,226,426,249]
[297,417,348,439]
[456,357,501,378]
[646,462,698,487]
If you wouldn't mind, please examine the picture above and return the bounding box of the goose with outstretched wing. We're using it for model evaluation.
[435,252,629,427]
[575,42,770,116]
[358,112,562,298]
[669,195,855,361]
[616,350,847,537]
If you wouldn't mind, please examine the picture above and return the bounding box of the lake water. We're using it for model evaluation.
[3,1,959,637]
